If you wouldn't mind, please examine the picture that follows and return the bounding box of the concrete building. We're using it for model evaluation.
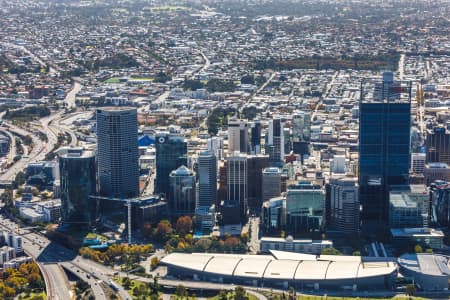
[169,165,196,216]
[390,228,444,249]
[207,136,224,161]
[424,162,450,185]
[262,167,281,202]
[260,236,333,254]
[330,155,347,174]
[327,176,359,235]
[97,107,139,198]
[292,111,311,142]
[388,185,429,228]
[162,251,397,291]
[426,126,450,165]
[411,153,426,174]
[228,118,249,153]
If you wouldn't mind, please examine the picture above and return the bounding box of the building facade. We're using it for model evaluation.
[97,107,139,198]
[426,126,450,165]
[59,148,97,225]
[169,166,196,216]
[228,118,249,153]
[227,152,248,220]
[327,177,360,235]
[359,95,411,234]
[262,167,282,202]
[286,181,325,233]
[155,134,188,197]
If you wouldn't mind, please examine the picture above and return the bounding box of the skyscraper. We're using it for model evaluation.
[262,167,282,202]
[227,151,248,220]
[359,78,411,234]
[267,117,285,165]
[155,133,188,198]
[327,176,359,236]
[169,165,196,216]
[286,181,324,233]
[292,111,311,142]
[196,151,217,232]
[197,151,217,208]
[426,126,450,165]
[97,107,139,198]
[247,155,270,209]
[250,119,262,154]
[207,136,224,160]
[59,148,97,225]
[228,118,249,153]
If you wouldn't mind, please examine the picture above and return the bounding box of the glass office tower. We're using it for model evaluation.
[359,79,411,234]
[155,133,188,199]
[59,148,97,225]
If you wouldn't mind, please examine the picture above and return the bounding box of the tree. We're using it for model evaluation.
[352,251,361,256]
[240,75,255,85]
[321,247,342,255]
[153,220,173,242]
[150,256,160,270]
[141,222,152,239]
[234,286,248,300]
[122,277,131,290]
[406,284,416,296]
[182,80,204,91]
[414,244,423,253]
[175,284,187,298]
[219,289,228,300]
[175,216,193,236]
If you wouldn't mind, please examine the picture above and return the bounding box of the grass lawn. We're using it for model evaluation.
[105,77,122,83]
[116,276,161,299]
[208,291,258,300]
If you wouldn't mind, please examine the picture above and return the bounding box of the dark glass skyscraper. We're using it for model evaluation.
[155,133,188,198]
[97,107,139,198]
[359,81,411,234]
[59,148,97,225]
[250,120,261,154]
[426,126,450,165]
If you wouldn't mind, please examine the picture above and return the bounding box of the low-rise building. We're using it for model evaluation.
[260,236,333,254]
[390,228,444,249]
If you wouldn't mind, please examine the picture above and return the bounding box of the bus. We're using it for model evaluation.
[109,280,120,292]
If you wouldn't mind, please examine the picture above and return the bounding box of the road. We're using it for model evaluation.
[0,216,71,300]
[141,50,210,112]
[65,81,82,108]
[0,214,132,300]
[312,71,338,121]
[1,42,57,75]
[0,123,44,181]
[0,129,16,164]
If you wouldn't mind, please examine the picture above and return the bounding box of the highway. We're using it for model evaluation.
[0,214,132,300]
[0,129,17,165]
[65,81,82,108]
